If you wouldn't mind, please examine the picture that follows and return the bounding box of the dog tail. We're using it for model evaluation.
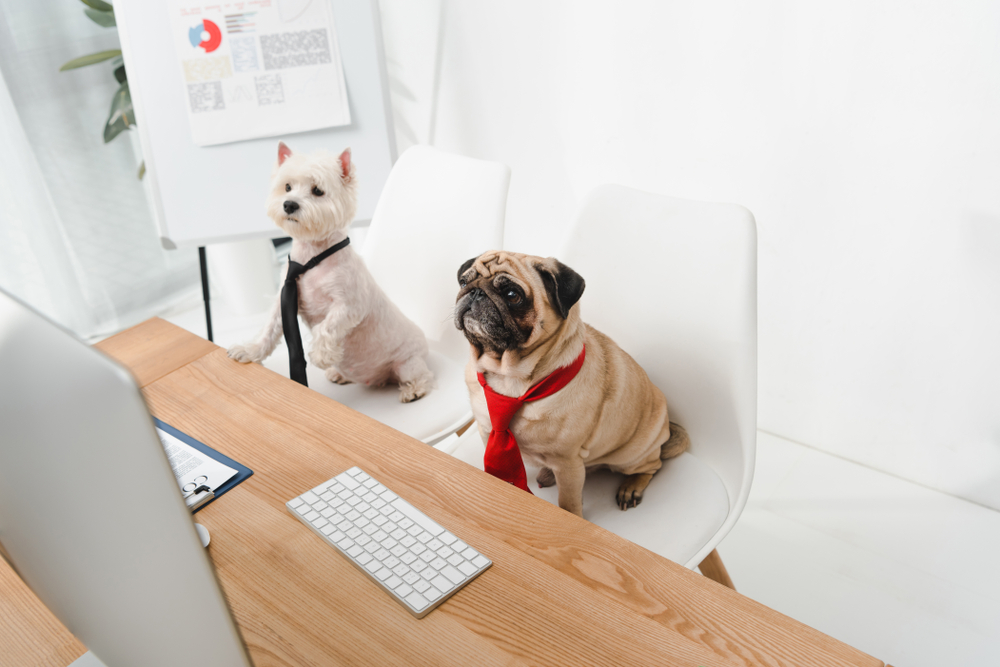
[660,421,690,460]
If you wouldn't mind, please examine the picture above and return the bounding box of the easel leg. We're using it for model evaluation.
[198,246,213,342]
[698,548,735,590]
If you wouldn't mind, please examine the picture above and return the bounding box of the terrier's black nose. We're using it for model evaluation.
[283,200,299,214]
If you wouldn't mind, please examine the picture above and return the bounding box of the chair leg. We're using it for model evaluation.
[698,549,735,590]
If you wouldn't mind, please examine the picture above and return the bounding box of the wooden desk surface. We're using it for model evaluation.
[1,318,885,667]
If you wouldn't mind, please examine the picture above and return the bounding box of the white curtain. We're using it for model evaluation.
[0,0,198,339]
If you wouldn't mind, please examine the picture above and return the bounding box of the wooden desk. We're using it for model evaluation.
[1,318,886,667]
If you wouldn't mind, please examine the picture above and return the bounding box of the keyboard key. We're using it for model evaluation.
[363,508,379,519]
[389,511,405,523]
[463,547,478,560]
[391,528,408,540]
[440,566,465,585]
[390,545,407,558]
[372,515,388,526]
[371,498,386,510]
[356,552,373,566]
[364,541,380,554]
[431,574,454,593]
[363,477,379,488]
[356,502,371,513]
[382,538,398,550]
[391,499,445,536]
[295,503,311,515]
[374,567,393,581]
[373,548,390,561]
[439,533,457,546]
[411,560,427,572]
[320,507,335,518]
[383,556,400,570]
[417,531,433,544]
[301,491,319,504]
[413,579,430,593]
[346,545,364,558]
[363,492,379,503]
[427,539,443,551]
[313,517,328,528]
[430,557,447,571]
[410,543,426,555]
[304,511,320,522]
[346,527,363,539]
[321,525,337,536]
[345,510,361,522]
[401,552,417,565]
[396,584,413,598]
[392,563,410,577]
[329,483,344,494]
[424,585,445,602]
[346,496,362,507]
[372,531,388,542]
[362,523,378,535]
[397,518,414,530]
[400,536,416,548]
[419,551,435,563]
[420,568,437,581]
[364,560,381,574]
[405,591,429,611]
[472,555,489,568]
[402,570,421,585]
[355,534,372,547]
[320,491,336,502]
[446,554,465,567]
[384,575,403,590]
[338,474,360,490]
[355,517,370,529]
[458,561,477,577]
[380,488,398,502]
[288,497,304,509]
[336,537,355,550]
[437,546,454,559]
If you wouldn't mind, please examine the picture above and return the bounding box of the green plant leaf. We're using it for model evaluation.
[137,160,146,180]
[79,0,113,11]
[84,8,116,28]
[59,49,122,71]
[104,81,133,143]
[114,64,126,84]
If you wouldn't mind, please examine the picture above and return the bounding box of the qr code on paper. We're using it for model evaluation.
[260,29,332,70]
[255,73,284,105]
[188,82,225,113]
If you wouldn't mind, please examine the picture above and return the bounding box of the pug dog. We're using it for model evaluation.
[454,251,689,517]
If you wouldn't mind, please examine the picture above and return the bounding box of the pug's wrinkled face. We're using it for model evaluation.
[454,251,585,355]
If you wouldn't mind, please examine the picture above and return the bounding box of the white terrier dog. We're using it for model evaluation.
[228,142,434,402]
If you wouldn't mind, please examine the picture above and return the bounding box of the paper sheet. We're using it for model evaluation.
[168,0,351,146]
[157,426,238,497]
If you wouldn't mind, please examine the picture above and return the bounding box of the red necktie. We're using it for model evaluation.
[477,346,586,492]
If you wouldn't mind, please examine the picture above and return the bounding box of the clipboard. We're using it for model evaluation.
[154,417,253,514]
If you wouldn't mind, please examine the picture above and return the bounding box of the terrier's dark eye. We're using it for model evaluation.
[312,186,324,197]
[285,183,291,192]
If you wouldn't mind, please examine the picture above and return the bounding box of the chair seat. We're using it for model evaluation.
[450,428,730,567]
[262,343,472,443]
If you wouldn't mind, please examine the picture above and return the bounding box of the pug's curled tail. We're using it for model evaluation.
[660,421,690,460]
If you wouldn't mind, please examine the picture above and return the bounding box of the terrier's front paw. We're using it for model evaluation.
[398,381,428,403]
[324,367,353,385]
[308,341,342,370]
[228,343,265,363]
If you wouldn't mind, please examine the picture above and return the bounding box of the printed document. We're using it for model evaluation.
[157,426,238,498]
[168,0,351,146]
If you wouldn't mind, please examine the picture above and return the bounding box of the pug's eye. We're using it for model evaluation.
[504,289,523,305]
[285,183,291,192]
[312,186,324,197]
[459,278,467,287]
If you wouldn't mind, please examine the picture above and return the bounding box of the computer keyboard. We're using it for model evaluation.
[286,466,492,618]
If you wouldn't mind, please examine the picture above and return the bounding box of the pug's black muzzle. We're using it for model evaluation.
[455,287,522,352]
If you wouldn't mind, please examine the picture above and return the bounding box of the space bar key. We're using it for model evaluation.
[391,498,445,537]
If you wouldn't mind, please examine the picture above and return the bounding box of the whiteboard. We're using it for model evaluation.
[115,0,396,249]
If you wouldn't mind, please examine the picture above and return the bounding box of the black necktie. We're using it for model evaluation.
[281,237,351,386]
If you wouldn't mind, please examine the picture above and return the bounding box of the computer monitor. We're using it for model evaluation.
[0,289,252,667]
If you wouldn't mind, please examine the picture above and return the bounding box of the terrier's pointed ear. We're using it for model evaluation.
[536,260,586,319]
[339,147,352,180]
[277,142,293,166]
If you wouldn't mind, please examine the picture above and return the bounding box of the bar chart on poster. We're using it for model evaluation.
[115,0,396,248]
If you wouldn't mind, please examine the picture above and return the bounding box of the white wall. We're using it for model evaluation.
[379,1,1000,510]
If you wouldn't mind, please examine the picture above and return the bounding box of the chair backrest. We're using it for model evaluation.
[559,184,757,519]
[361,146,510,351]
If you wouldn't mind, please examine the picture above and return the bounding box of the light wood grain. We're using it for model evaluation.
[0,561,85,667]
[699,548,737,589]
[94,317,216,388]
[142,346,885,667]
[3,322,888,667]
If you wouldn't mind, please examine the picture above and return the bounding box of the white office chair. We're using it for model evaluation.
[264,146,509,444]
[446,184,756,583]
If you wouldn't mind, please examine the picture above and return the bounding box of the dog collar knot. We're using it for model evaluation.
[477,345,586,493]
[281,237,351,386]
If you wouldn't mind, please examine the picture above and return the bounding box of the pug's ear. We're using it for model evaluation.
[457,257,477,284]
[536,260,586,319]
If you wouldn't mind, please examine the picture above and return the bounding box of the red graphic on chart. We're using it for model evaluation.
[188,19,222,53]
